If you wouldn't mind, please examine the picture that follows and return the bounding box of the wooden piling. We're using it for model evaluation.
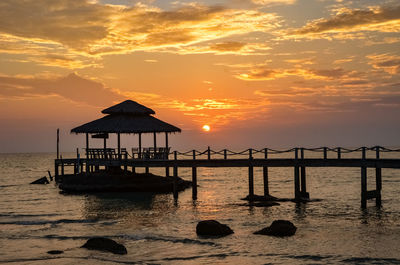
[173,151,178,199]
[248,149,254,198]
[376,147,382,206]
[361,166,367,208]
[300,148,308,198]
[248,165,254,198]
[263,148,269,197]
[294,148,300,200]
[192,150,197,200]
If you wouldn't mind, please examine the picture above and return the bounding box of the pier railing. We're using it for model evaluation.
[55,146,400,208]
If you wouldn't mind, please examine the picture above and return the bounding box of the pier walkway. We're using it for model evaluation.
[55,146,400,208]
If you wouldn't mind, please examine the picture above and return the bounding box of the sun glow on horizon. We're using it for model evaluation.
[202,124,211,132]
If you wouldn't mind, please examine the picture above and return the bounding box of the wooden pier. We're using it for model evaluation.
[55,146,400,208]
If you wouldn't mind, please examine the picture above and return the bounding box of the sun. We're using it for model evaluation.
[202,124,211,132]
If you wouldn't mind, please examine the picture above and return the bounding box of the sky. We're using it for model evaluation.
[0,0,399,153]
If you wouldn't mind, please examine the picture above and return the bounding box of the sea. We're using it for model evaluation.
[1,151,400,265]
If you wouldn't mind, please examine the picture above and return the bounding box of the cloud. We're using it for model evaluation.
[0,0,281,62]
[0,73,125,106]
[230,0,296,7]
[290,5,400,37]
[367,54,400,75]
[234,64,357,81]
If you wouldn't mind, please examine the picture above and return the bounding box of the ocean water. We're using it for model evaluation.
[1,151,400,264]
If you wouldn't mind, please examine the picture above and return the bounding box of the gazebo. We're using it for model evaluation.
[71,100,181,161]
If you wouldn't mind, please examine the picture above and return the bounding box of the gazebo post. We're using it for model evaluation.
[103,136,107,170]
[153,132,157,149]
[165,132,169,177]
[117,133,121,160]
[85,133,89,173]
[138,133,142,159]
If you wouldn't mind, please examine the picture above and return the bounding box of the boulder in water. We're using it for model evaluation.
[30,176,49,184]
[81,237,127,255]
[196,220,234,237]
[254,220,297,237]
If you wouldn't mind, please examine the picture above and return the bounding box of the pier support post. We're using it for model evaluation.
[192,150,197,200]
[192,167,197,200]
[248,149,254,199]
[55,163,59,182]
[294,148,300,201]
[300,148,309,199]
[173,151,178,199]
[361,166,367,208]
[263,148,269,197]
[249,165,254,199]
[376,147,382,207]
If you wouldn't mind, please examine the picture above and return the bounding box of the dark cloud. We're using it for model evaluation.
[293,5,400,35]
[209,42,246,52]
[0,73,125,106]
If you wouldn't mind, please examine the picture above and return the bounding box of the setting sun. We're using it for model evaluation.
[202,125,211,132]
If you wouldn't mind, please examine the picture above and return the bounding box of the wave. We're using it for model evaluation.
[124,234,218,246]
[0,218,98,226]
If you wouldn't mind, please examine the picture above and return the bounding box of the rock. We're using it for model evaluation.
[81,237,127,255]
[254,220,297,237]
[30,176,49,184]
[47,250,63,255]
[196,220,234,237]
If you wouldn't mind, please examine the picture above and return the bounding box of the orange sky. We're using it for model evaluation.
[0,0,399,152]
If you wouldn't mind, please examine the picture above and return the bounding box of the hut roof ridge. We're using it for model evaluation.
[102,100,155,115]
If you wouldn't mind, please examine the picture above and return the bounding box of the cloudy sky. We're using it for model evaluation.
[0,0,399,152]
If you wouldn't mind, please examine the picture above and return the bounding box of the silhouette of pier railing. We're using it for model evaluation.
[55,146,400,208]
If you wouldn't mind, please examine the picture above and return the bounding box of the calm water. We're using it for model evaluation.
[1,152,400,264]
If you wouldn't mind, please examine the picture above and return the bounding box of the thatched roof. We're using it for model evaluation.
[102,100,155,115]
[71,114,181,134]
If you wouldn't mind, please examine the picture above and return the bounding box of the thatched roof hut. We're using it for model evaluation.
[71,100,180,134]
[70,100,181,157]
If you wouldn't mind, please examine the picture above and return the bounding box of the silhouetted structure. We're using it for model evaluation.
[70,100,180,174]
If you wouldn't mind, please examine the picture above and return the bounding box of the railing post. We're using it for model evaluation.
[337,147,341,159]
[263,148,269,197]
[224,149,227,160]
[207,146,211,160]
